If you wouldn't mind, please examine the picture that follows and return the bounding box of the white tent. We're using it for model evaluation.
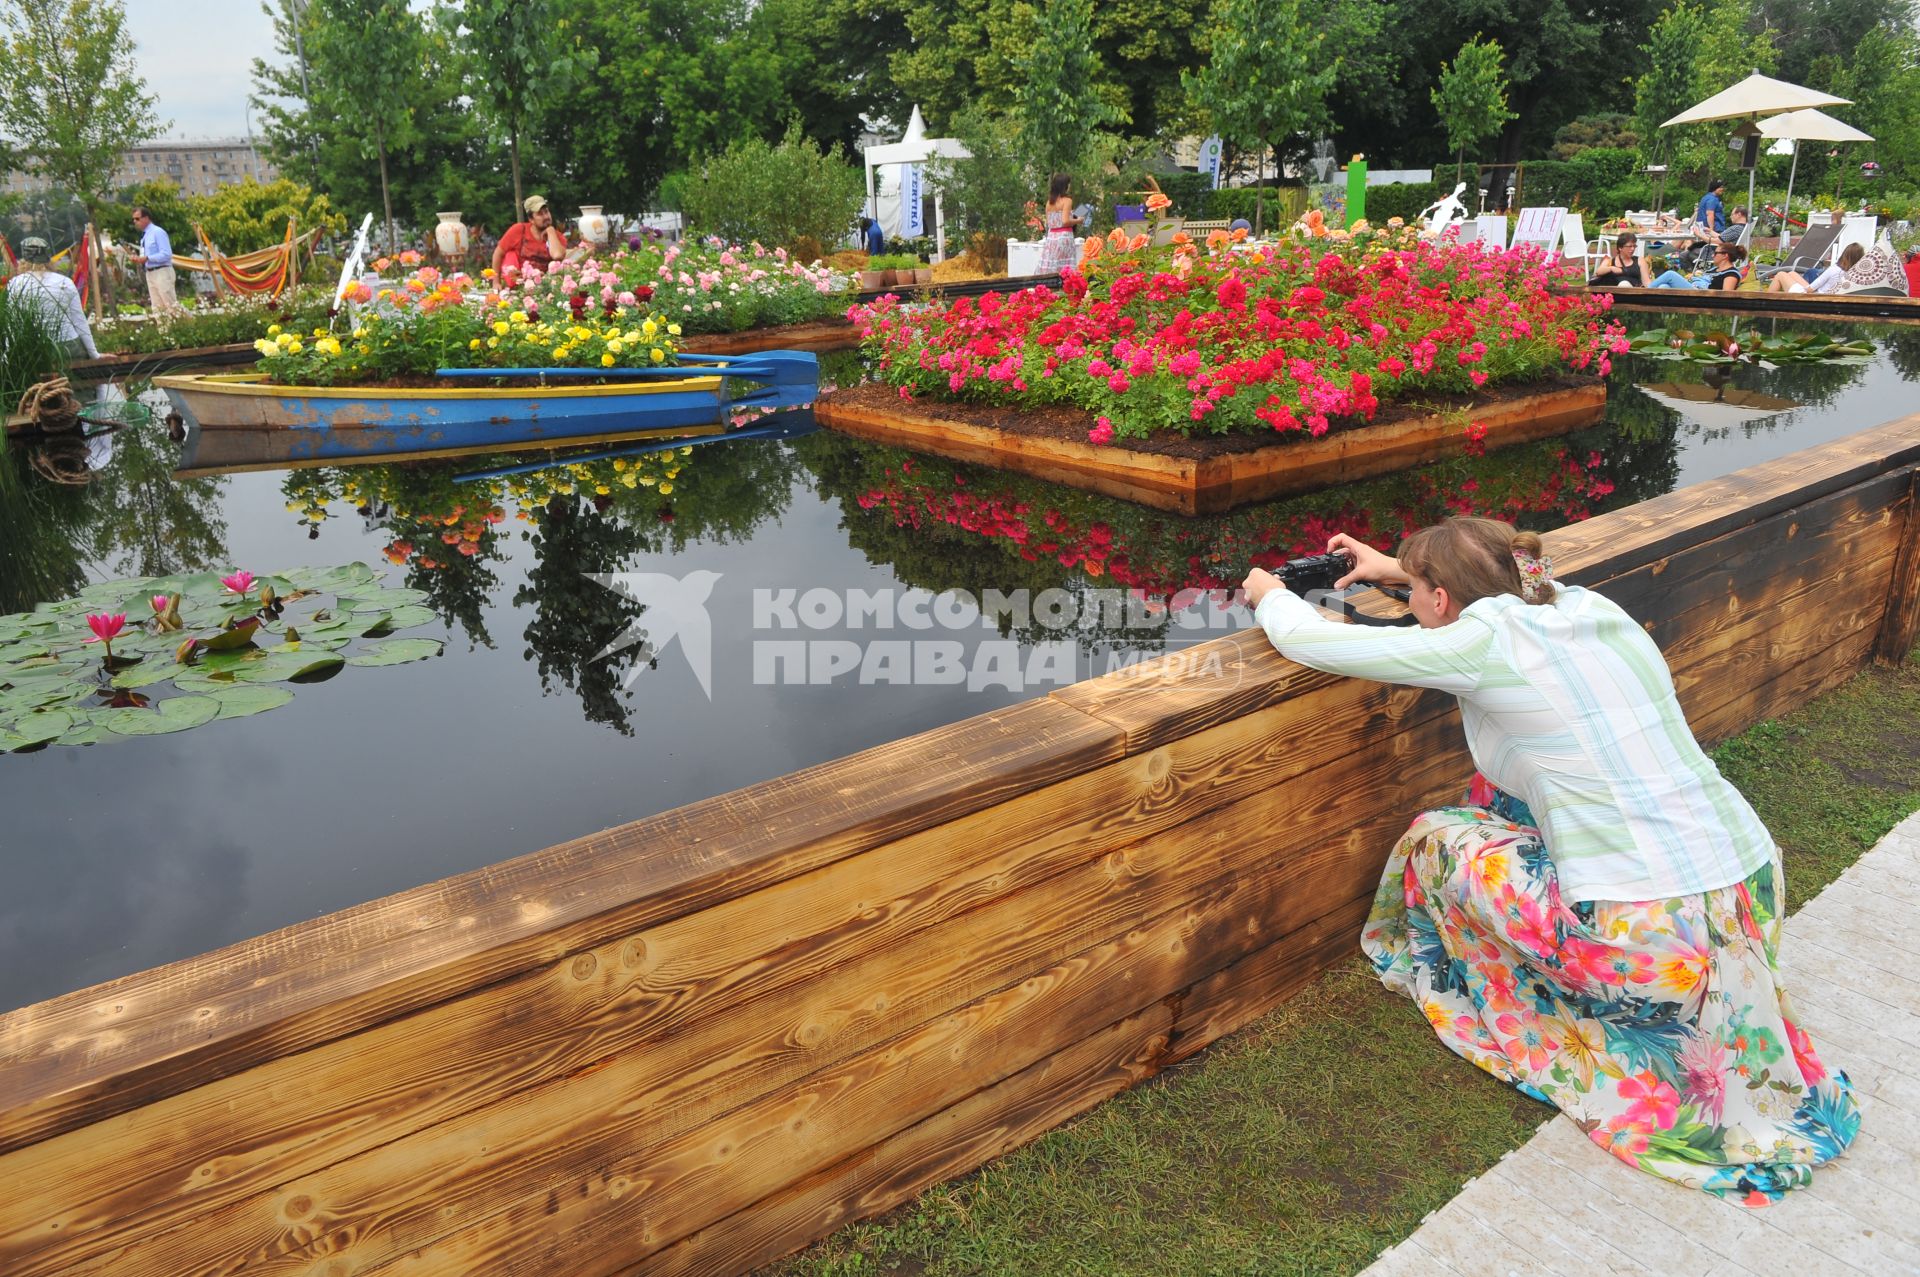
[862,105,971,262]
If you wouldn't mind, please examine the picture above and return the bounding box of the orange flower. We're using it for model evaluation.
[1230,227,1249,242]
[1127,233,1149,251]
[1206,229,1229,250]
[1079,236,1105,267]
[1171,231,1192,246]
[1145,192,1172,213]
[1106,226,1128,251]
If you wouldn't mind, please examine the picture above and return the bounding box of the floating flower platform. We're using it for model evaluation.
[815,377,1607,514]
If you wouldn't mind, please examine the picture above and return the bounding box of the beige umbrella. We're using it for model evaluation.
[1759,109,1875,249]
[1638,381,1800,430]
[1662,74,1853,226]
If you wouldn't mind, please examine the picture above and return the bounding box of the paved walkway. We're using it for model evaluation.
[1361,811,1920,1277]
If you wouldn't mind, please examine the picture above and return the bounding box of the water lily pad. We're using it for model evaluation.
[285,563,380,594]
[231,651,346,683]
[111,656,185,689]
[4,708,75,747]
[102,695,221,737]
[196,616,264,651]
[381,604,438,630]
[207,684,295,719]
[347,638,442,667]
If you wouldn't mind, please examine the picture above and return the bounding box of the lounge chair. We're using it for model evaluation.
[1758,219,1841,281]
[1836,238,1911,297]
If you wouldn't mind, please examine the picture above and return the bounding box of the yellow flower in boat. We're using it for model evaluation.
[613,459,627,471]
[658,482,673,494]
[487,337,500,349]
[621,473,638,488]
[642,318,657,337]
[553,345,568,358]
[469,338,482,350]
[510,310,529,324]
[606,340,624,356]
[601,353,615,367]
[286,339,304,354]
[667,323,682,337]
[650,347,664,363]
[266,324,282,337]
[595,483,611,495]
[254,338,275,355]
[570,325,591,341]
[353,327,365,339]
[639,474,656,486]
[316,338,342,356]
[493,321,509,336]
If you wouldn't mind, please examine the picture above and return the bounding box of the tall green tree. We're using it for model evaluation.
[303,0,430,252]
[1432,36,1517,184]
[442,0,594,216]
[1184,0,1337,234]
[1633,0,1774,181]
[0,0,163,221]
[1016,0,1120,178]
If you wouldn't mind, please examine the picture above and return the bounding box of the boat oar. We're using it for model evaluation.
[450,412,818,483]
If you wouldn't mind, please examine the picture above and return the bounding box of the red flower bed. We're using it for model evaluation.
[851,233,1626,444]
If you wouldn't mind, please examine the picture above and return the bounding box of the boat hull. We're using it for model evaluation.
[154,372,750,460]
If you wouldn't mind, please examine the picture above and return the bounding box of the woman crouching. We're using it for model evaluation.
[1242,516,1859,1204]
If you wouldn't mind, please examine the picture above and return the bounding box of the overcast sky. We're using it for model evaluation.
[126,0,280,141]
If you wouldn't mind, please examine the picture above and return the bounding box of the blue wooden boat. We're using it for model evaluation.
[155,351,820,462]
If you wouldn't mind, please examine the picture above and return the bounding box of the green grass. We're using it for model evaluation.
[765,651,1920,1277]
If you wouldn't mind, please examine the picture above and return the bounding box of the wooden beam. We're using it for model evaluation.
[1874,471,1920,666]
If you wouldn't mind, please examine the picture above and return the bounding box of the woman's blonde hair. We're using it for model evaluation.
[1398,516,1551,609]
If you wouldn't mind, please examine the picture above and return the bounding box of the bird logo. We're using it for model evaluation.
[587,569,722,698]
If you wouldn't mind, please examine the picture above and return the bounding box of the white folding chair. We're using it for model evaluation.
[1474,213,1508,249]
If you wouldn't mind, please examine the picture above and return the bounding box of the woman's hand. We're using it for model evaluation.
[1242,567,1285,611]
[1326,533,1406,589]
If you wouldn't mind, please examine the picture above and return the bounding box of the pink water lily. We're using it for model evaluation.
[220,570,256,595]
[84,612,126,659]
[151,594,170,614]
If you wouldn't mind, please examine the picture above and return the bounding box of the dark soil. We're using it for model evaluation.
[822,374,1598,461]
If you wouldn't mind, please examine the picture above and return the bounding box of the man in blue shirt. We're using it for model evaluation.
[130,205,186,318]
[1694,180,1726,236]
[860,215,884,256]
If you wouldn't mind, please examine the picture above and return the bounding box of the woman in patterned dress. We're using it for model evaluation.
[1242,516,1860,1204]
[1036,172,1081,276]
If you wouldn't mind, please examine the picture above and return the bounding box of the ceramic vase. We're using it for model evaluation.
[434,212,468,256]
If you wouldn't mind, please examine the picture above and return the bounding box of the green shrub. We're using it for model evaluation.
[92,287,337,356]
[1362,181,1447,224]
[682,123,866,254]
[1207,185,1308,225]
[867,253,921,271]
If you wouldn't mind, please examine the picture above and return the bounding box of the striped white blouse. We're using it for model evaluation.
[1254,583,1774,903]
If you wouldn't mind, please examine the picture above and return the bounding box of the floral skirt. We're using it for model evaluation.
[1360,781,1862,1204]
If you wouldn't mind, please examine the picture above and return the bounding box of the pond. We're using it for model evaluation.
[3,316,1917,1012]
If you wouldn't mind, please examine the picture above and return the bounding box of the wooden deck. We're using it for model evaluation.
[1361,810,1920,1277]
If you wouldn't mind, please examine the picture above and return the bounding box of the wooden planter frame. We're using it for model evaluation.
[815,382,1609,515]
[3,414,1919,1276]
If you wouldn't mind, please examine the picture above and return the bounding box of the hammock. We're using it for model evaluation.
[186,221,320,298]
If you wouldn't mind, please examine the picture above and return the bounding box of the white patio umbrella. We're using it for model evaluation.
[1759,109,1874,249]
[1661,74,1852,235]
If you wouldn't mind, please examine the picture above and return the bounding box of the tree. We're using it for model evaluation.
[0,0,163,220]
[1633,0,1774,181]
[1016,0,1120,178]
[303,0,431,252]
[681,123,865,253]
[443,0,594,215]
[1432,36,1517,184]
[1185,0,1337,235]
[188,178,346,253]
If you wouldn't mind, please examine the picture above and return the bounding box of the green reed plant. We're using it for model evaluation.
[0,282,70,411]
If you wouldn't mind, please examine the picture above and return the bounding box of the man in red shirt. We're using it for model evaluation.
[492,195,568,282]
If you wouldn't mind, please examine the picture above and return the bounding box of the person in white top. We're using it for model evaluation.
[5,237,101,360]
[1243,517,1859,1203]
[1767,242,1864,295]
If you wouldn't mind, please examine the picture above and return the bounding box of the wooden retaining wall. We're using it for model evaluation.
[4,414,1919,1276]
[816,382,1608,514]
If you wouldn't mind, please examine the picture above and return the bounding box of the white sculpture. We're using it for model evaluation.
[1417,182,1470,235]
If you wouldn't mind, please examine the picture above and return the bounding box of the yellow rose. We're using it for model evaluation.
[470,338,482,350]
[594,483,611,495]
[254,338,275,355]
[601,353,615,367]
[286,339,304,354]
[352,327,365,338]
[266,324,282,337]
[606,340,623,356]
[642,319,657,336]
[667,323,682,336]
[613,458,627,471]
[658,482,674,494]
[493,321,509,336]
[510,311,528,324]
[650,347,664,363]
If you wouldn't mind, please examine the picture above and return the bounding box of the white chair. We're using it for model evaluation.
[1557,212,1604,275]
[1833,213,1876,265]
[1474,213,1508,249]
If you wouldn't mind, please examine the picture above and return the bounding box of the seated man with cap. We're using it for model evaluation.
[6,237,101,359]
[491,195,569,283]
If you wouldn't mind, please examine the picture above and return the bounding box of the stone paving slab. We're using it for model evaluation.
[1360,811,1920,1277]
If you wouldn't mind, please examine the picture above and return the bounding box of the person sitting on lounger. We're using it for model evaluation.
[1588,232,1639,287]
[1767,242,1865,294]
[1719,205,1750,245]
[1645,242,1745,290]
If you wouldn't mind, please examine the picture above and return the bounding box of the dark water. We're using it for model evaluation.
[3,318,1917,1011]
